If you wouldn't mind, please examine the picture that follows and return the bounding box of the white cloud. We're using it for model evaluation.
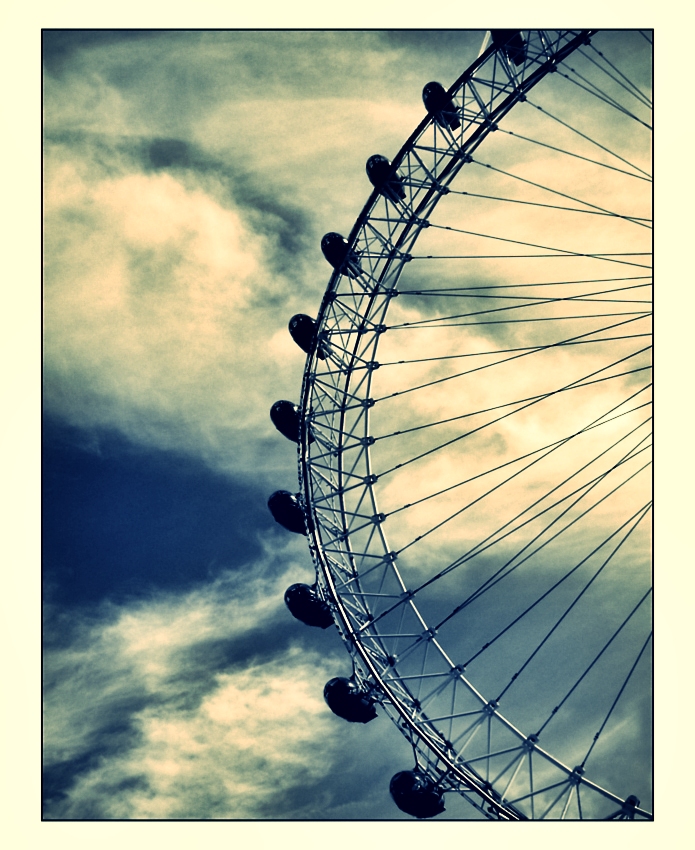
[43,547,341,818]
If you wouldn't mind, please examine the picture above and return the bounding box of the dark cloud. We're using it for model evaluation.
[148,137,191,169]
[43,417,273,608]
[43,30,165,77]
[45,127,315,282]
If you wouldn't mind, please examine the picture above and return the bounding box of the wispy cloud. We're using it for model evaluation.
[44,547,412,819]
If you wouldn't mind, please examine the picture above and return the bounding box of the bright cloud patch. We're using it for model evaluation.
[43,149,304,479]
[43,557,342,819]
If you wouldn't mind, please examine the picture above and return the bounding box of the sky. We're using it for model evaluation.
[42,27,504,822]
[5,8,683,844]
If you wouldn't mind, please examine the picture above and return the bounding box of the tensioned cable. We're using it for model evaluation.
[373,329,650,408]
[524,99,651,177]
[554,67,651,130]
[639,30,652,45]
[386,311,650,331]
[370,351,650,470]
[398,281,650,299]
[379,334,650,369]
[386,291,649,330]
[397,275,651,293]
[438,187,652,217]
[579,631,652,770]
[396,291,650,305]
[377,314,647,396]
[470,157,651,225]
[534,587,652,736]
[559,62,650,122]
[431,431,652,610]
[375,368,650,454]
[433,460,651,639]
[355,405,650,624]
[409,258,651,271]
[346,413,650,555]
[491,503,651,701]
[379,396,650,568]
[494,126,651,187]
[388,412,651,519]
[580,45,652,108]
[371,468,651,682]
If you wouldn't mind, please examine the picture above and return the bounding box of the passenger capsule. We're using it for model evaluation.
[366,155,406,202]
[288,314,326,360]
[491,30,527,66]
[270,400,314,445]
[389,770,446,819]
[267,490,307,535]
[321,232,363,279]
[284,583,333,628]
[323,677,378,723]
[422,82,461,130]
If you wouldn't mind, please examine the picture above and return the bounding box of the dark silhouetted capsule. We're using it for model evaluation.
[321,232,363,279]
[389,770,446,819]
[366,155,406,202]
[269,400,314,445]
[422,82,461,130]
[323,677,378,723]
[288,314,326,360]
[268,490,307,535]
[270,400,301,442]
[284,583,333,628]
[491,30,527,66]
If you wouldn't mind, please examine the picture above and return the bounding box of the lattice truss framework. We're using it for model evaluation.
[297,29,652,820]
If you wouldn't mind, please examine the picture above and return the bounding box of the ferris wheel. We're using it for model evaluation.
[268,29,652,820]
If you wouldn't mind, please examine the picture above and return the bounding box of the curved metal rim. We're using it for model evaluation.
[298,29,651,820]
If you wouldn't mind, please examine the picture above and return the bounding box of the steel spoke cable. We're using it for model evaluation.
[378,333,651,369]
[492,503,651,702]
[386,282,651,328]
[387,417,651,519]
[416,187,652,219]
[494,125,651,186]
[524,99,651,177]
[374,359,650,476]
[554,68,652,129]
[365,389,652,618]
[376,368,650,456]
[454,497,652,668]
[442,436,651,615]
[434,464,652,640]
[345,398,650,606]
[534,587,652,737]
[388,310,651,330]
[386,479,652,707]
[639,30,652,45]
[394,280,651,304]
[380,314,648,396]
[470,156,651,224]
[373,327,651,408]
[372,356,650,491]
[559,61,650,118]
[580,45,652,107]
[412,252,651,270]
[441,187,651,218]
[579,631,652,770]
[413,224,650,262]
[381,408,650,580]
[397,275,651,294]
[446,455,651,636]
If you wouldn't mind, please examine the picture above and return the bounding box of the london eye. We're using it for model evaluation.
[268,29,652,820]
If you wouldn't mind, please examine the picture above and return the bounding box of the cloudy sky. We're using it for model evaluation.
[2,5,687,846]
[41,26,510,823]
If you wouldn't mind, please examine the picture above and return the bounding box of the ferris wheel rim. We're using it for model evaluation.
[296,29,652,820]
